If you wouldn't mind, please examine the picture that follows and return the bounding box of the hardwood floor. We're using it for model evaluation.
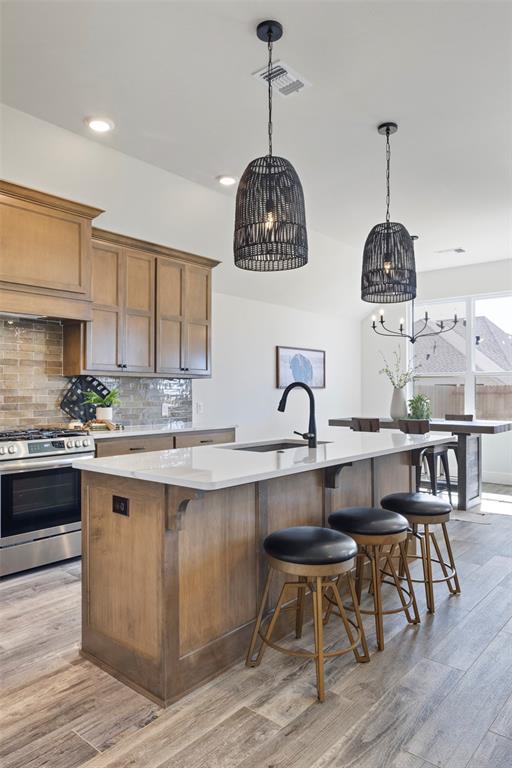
[1,497,512,767]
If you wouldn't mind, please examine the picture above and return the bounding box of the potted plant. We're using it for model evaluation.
[83,387,120,422]
[379,347,417,419]
[407,393,432,420]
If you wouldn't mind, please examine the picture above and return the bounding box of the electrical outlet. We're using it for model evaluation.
[195,401,204,416]
[161,403,171,417]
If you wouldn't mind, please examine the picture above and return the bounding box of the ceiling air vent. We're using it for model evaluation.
[252,60,311,96]
[435,247,467,254]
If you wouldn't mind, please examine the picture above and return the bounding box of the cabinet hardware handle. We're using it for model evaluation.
[200,439,213,444]
[129,447,145,452]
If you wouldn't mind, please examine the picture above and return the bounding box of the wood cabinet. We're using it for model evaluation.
[95,434,174,458]
[156,260,211,376]
[123,250,155,373]
[64,229,217,377]
[86,241,123,371]
[174,429,235,448]
[95,429,236,457]
[0,181,103,320]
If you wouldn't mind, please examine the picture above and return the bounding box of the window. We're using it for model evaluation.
[413,300,466,375]
[474,296,512,419]
[413,293,512,418]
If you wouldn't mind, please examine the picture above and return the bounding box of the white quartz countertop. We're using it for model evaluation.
[90,422,236,440]
[74,431,452,491]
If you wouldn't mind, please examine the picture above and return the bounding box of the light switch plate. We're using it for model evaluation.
[161,403,171,417]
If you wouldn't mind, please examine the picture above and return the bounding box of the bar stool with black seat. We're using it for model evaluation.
[327,508,420,651]
[398,419,454,504]
[380,492,461,613]
[246,526,370,702]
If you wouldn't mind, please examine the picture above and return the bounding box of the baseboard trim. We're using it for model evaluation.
[482,472,512,486]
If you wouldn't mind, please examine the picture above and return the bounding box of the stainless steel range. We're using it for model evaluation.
[0,428,95,576]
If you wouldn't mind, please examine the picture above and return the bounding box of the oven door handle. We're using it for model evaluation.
[0,454,95,475]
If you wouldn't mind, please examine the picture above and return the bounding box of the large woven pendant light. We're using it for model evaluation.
[361,122,416,303]
[234,20,308,271]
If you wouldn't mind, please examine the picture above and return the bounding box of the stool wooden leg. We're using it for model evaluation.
[295,576,307,638]
[442,522,461,594]
[344,573,370,662]
[370,546,385,650]
[430,530,456,595]
[322,575,339,626]
[312,577,325,701]
[423,525,435,613]
[355,551,364,602]
[248,577,289,668]
[399,540,420,624]
[386,544,414,624]
[246,568,273,666]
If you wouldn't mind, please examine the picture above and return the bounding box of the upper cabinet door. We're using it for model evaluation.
[123,250,155,373]
[0,194,92,296]
[156,257,185,375]
[184,265,211,376]
[86,242,123,372]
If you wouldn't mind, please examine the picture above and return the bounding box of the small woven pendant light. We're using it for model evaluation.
[361,122,416,303]
[234,20,308,271]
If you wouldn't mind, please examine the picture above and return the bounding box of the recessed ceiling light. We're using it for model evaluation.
[216,175,237,186]
[85,117,115,133]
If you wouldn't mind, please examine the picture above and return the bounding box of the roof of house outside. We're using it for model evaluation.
[414,316,512,375]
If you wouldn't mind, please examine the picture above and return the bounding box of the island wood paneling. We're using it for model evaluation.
[325,459,373,519]
[178,484,257,656]
[372,451,413,500]
[81,449,418,706]
[86,479,164,660]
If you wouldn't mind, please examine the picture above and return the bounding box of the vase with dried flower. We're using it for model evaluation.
[379,348,417,419]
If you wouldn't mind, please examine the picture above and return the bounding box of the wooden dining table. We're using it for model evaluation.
[328,418,512,510]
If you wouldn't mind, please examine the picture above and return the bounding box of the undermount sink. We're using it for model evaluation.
[230,440,330,453]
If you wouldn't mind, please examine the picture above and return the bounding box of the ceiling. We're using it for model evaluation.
[1,0,511,274]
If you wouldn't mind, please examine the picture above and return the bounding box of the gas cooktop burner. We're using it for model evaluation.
[0,428,88,442]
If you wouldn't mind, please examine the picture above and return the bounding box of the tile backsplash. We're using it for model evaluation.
[0,318,192,428]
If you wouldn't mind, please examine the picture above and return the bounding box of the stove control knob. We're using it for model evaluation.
[8,445,17,454]
[83,439,91,447]
[74,440,82,448]
[66,440,74,448]
[0,446,6,455]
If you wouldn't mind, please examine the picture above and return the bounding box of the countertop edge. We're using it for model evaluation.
[73,434,453,491]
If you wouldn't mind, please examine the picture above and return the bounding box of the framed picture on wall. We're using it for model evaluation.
[276,346,326,389]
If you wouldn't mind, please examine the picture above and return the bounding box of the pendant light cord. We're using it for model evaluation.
[385,127,391,223]
[267,32,273,156]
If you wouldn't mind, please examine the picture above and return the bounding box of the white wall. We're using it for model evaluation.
[0,105,362,438]
[194,293,360,441]
[361,260,512,484]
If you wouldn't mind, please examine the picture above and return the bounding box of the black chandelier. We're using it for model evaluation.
[371,237,459,343]
[361,122,416,303]
[233,20,308,271]
[371,299,459,344]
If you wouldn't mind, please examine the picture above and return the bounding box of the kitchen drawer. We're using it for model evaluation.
[95,434,174,458]
[174,429,235,448]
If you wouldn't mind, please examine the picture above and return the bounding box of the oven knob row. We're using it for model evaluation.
[66,438,91,449]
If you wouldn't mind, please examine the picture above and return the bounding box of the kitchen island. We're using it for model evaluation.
[74,431,451,706]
